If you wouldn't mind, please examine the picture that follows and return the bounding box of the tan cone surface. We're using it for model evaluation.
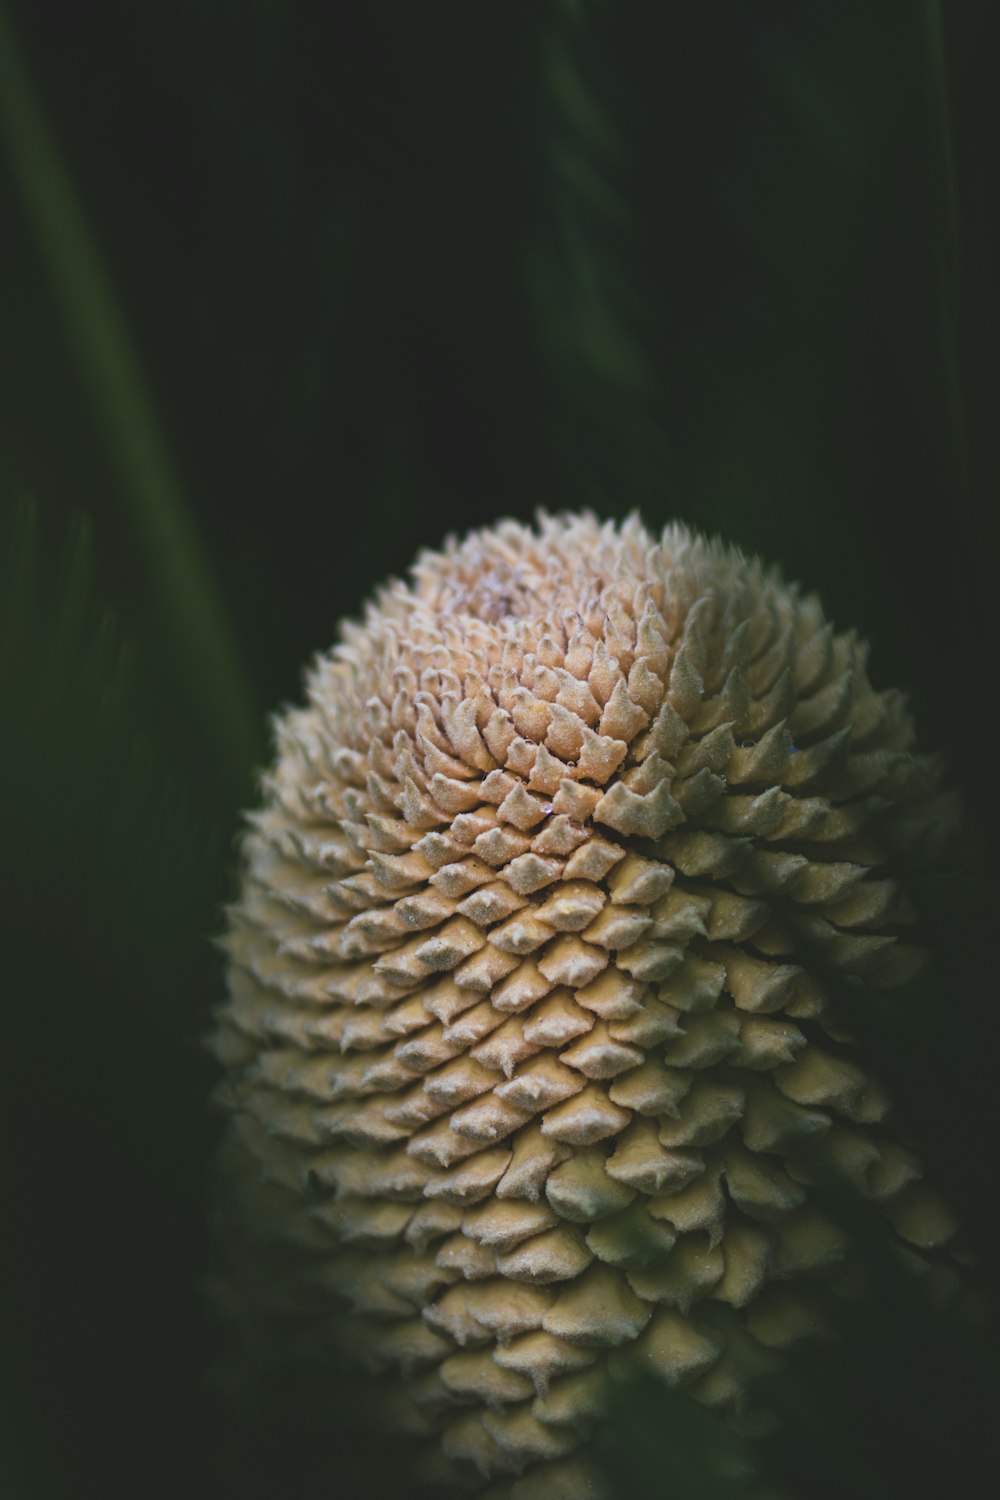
[211,514,959,1496]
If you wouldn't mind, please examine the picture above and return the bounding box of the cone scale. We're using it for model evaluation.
[211,514,958,1496]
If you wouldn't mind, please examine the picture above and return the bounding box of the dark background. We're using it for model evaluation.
[1,3,998,1497]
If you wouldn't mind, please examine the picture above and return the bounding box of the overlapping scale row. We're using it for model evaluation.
[211,514,960,1496]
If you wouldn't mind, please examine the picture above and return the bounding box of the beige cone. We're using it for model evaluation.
[210,513,960,1496]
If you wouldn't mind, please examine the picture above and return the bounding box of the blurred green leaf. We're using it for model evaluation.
[1,493,228,1498]
[0,494,230,983]
[921,0,966,487]
[0,2,260,797]
[518,0,673,518]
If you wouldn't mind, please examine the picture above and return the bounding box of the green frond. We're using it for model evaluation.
[0,3,261,797]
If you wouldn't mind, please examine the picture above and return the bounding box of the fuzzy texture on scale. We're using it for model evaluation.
[211,513,959,1497]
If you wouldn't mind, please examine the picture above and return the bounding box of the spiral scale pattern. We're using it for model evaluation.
[212,514,957,1496]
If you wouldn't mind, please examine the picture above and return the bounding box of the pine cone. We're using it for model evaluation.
[210,513,959,1497]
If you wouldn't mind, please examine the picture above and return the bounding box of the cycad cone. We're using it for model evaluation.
[213,514,959,1497]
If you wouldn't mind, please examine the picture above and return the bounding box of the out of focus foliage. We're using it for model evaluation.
[1,2,997,1498]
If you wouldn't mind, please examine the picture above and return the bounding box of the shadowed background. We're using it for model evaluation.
[1,2,998,1497]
